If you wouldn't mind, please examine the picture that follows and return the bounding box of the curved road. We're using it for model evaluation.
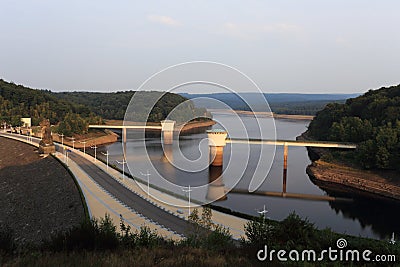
[67,151,192,236]
[3,133,193,237]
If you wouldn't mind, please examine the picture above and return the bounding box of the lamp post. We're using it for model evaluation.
[80,141,87,154]
[182,185,192,215]
[58,133,64,146]
[91,144,98,162]
[116,159,127,180]
[257,204,268,223]
[69,137,76,150]
[101,150,109,171]
[140,170,151,196]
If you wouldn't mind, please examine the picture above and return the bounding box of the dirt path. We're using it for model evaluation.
[0,137,85,246]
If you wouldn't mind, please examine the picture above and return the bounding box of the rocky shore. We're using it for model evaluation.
[297,132,400,201]
[307,160,400,201]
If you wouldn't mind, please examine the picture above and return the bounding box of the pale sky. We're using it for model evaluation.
[0,0,399,93]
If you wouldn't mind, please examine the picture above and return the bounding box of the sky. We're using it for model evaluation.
[0,0,399,94]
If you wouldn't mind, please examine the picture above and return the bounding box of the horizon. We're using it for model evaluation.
[0,77,379,95]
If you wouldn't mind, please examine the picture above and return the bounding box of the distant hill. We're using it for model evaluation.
[0,79,92,126]
[179,93,360,115]
[54,91,205,122]
[307,84,400,170]
[0,79,207,134]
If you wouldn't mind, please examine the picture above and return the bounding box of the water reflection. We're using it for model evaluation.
[206,166,227,201]
[95,113,400,239]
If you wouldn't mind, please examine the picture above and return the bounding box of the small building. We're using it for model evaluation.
[21,117,31,128]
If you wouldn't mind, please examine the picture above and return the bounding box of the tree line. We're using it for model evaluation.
[307,84,400,170]
[0,79,208,135]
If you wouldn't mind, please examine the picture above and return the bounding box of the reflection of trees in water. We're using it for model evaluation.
[320,185,400,239]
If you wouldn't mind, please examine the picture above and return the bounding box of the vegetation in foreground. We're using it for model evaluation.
[1,207,399,266]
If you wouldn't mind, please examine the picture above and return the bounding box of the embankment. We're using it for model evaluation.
[298,132,400,201]
[307,160,400,201]
[0,136,86,246]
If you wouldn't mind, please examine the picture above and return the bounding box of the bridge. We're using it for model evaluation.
[89,120,174,145]
[208,131,357,195]
[88,123,356,200]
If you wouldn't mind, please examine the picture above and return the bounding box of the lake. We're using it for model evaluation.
[96,111,400,240]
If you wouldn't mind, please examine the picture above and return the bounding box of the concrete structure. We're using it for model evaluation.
[206,166,227,201]
[227,137,357,194]
[21,117,31,128]
[88,124,178,145]
[160,120,175,145]
[207,129,228,167]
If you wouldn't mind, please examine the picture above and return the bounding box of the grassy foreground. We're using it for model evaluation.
[1,207,399,266]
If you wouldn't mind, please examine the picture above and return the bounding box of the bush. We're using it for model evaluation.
[45,214,119,251]
[274,212,317,249]
[242,216,274,248]
[182,206,233,249]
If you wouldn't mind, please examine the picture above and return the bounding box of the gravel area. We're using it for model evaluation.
[0,137,85,246]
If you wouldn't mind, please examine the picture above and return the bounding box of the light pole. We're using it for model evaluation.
[101,150,109,171]
[182,185,192,215]
[116,159,127,180]
[140,170,151,196]
[91,144,98,162]
[70,137,76,150]
[257,204,268,223]
[58,133,64,146]
[80,141,87,154]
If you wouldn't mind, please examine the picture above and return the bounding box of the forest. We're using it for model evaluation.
[0,79,207,135]
[307,84,400,171]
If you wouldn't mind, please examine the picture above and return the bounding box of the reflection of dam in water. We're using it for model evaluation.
[95,113,400,240]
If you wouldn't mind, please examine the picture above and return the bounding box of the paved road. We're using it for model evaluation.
[67,151,192,236]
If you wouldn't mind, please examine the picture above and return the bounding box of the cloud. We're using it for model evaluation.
[220,22,302,40]
[147,15,180,27]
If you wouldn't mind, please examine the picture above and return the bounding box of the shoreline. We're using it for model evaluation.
[54,119,215,147]
[208,109,314,121]
[306,160,400,202]
[51,129,119,148]
[299,131,400,202]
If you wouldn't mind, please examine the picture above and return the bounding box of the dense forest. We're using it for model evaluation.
[307,84,400,171]
[0,79,101,130]
[0,79,207,135]
[55,91,208,122]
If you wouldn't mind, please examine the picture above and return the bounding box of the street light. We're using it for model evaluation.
[140,170,151,196]
[69,137,76,149]
[257,204,269,223]
[116,159,127,180]
[79,141,87,154]
[182,185,192,215]
[58,133,64,146]
[91,144,98,162]
[101,150,109,171]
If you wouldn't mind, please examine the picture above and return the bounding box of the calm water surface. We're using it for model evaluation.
[96,112,400,240]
